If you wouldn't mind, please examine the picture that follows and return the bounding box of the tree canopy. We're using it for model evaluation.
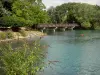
[0,1,100,30]
[0,0,49,27]
[47,3,100,29]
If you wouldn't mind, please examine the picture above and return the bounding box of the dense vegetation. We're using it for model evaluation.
[0,40,46,75]
[47,3,100,29]
[0,1,100,30]
[0,1,100,75]
[0,0,49,28]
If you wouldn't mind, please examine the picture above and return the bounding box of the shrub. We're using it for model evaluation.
[0,41,45,75]
[0,15,26,28]
[6,31,14,39]
[0,32,6,40]
[81,21,91,28]
[0,31,14,40]
[19,30,26,37]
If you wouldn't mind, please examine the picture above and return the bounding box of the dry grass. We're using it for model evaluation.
[0,30,46,41]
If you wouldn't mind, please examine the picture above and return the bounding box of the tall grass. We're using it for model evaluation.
[0,40,45,75]
[0,31,14,40]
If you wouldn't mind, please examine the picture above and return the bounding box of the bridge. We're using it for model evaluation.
[37,23,79,32]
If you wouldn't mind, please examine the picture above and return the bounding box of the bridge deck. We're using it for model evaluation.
[37,24,78,28]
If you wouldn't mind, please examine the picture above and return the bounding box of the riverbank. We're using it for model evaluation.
[0,30,46,42]
[0,36,46,75]
[0,29,48,75]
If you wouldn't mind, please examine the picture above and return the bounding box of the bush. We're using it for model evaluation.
[0,31,14,40]
[19,30,26,37]
[0,32,6,40]
[81,21,91,28]
[6,31,14,39]
[0,15,26,28]
[0,41,45,75]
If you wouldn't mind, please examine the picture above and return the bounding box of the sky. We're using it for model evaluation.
[42,0,100,9]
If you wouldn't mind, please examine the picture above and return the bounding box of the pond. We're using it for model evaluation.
[39,30,100,75]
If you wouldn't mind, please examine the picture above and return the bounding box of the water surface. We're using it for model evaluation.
[40,30,100,75]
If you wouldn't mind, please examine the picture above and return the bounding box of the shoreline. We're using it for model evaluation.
[0,30,46,42]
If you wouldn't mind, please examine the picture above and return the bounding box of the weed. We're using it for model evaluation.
[0,41,45,75]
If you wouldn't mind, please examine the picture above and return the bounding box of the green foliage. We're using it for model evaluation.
[0,15,25,27]
[0,0,49,27]
[6,31,14,39]
[47,3,100,29]
[47,6,57,23]
[0,32,6,40]
[0,1,3,17]
[0,31,13,40]
[81,21,91,28]
[12,0,49,26]
[0,41,45,75]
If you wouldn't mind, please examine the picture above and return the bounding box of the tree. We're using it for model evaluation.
[47,6,56,23]
[47,3,100,29]
[0,0,49,27]
[0,1,3,17]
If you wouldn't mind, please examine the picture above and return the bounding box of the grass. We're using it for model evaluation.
[0,40,46,75]
[0,30,45,41]
[19,30,27,37]
[0,31,14,40]
[6,31,14,39]
[0,30,26,40]
[0,32,7,40]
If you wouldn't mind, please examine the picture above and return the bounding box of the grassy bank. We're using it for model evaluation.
[0,30,46,42]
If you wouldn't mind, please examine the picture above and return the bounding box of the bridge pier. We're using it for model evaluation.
[71,26,75,30]
[67,26,75,30]
[41,27,46,32]
[62,27,67,31]
[53,27,58,32]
